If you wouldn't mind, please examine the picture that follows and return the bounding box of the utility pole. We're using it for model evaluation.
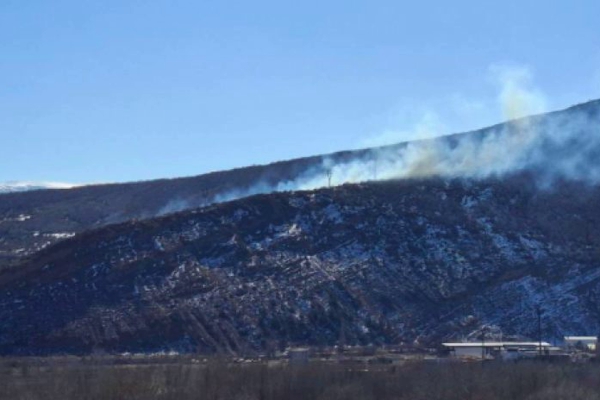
[372,158,378,181]
[337,319,346,363]
[481,325,486,361]
[536,305,543,357]
[326,169,333,188]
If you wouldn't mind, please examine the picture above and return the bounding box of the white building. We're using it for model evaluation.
[564,336,597,351]
[442,342,552,359]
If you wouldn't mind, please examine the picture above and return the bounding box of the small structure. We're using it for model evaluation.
[442,342,552,359]
[288,347,310,365]
[564,336,597,351]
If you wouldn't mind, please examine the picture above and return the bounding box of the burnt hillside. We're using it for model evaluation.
[2,176,600,355]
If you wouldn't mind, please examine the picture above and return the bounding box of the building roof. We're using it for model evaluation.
[442,342,551,348]
[564,336,597,341]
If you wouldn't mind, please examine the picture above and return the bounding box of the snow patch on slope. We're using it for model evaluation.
[0,181,78,194]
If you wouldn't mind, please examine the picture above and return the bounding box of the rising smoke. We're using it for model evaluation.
[158,65,600,215]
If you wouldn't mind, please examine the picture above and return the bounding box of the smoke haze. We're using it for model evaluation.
[158,65,600,215]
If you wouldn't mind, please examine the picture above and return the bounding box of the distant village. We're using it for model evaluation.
[441,336,597,361]
[276,336,599,366]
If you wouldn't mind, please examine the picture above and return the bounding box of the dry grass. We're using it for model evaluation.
[1,358,600,400]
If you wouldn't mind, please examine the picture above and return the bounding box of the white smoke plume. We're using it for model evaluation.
[158,65,600,214]
[360,110,447,148]
[492,64,548,120]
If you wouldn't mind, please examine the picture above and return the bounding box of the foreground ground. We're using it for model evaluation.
[1,357,600,400]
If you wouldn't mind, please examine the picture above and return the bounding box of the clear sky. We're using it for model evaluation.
[1,0,599,184]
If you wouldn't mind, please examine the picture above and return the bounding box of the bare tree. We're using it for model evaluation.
[373,160,378,180]
[326,169,333,188]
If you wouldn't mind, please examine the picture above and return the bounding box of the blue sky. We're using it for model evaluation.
[1,1,599,184]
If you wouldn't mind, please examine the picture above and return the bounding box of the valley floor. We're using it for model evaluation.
[1,356,600,400]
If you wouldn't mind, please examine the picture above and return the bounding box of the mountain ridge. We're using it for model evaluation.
[2,99,599,269]
[0,181,76,194]
[2,175,600,355]
[2,99,600,355]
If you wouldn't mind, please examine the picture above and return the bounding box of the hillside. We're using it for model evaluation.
[2,98,600,270]
[1,176,600,355]
[0,144,392,269]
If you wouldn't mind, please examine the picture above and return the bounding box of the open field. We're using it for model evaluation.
[1,357,600,400]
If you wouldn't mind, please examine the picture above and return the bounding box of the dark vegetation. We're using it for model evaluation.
[1,358,600,400]
[1,100,600,357]
[2,176,600,355]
